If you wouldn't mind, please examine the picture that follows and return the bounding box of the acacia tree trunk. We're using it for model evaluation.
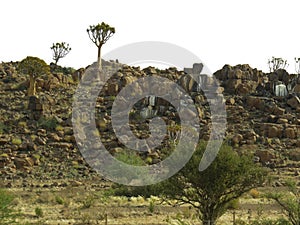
[28,75,36,96]
[202,209,217,225]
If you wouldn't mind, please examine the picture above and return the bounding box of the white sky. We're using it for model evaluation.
[1,0,300,73]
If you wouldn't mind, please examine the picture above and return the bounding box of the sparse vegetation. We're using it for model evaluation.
[0,189,17,225]
[267,180,300,225]
[11,138,22,145]
[34,207,43,218]
[37,116,58,130]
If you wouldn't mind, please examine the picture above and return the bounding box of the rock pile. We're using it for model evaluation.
[0,60,299,184]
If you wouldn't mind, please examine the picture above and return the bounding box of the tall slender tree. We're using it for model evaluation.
[87,22,115,69]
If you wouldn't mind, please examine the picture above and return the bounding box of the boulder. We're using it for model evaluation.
[285,127,296,139]
[232,134,243,145]
[287,96,300,109]
[255,150,276,164]
[14,157,34,170]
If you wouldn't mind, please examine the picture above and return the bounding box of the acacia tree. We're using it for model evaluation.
[87,22,115,69]
[157,142,267,225]
[50,42,71,66]
[18,56,50,96]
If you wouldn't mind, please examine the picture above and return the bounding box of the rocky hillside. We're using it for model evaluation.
[0,61,299,187]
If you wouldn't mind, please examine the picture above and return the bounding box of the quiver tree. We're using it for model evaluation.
[268,57,289,72]
[18,56,50,96]
[295,57,300,75]
[87,22,115,69]
[50,42,71,66]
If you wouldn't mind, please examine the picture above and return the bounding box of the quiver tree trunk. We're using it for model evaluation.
[28,75,36,96]
[97,46,102,70]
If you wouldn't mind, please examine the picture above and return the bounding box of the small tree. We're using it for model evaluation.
[267,180,300,225]
[268,57,289,72]
[18,56,50,96]
[87,22,115,69]
[158,142,267,225]
[50,42,71,66]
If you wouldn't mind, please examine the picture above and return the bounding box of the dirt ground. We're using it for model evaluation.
[2,179,289,225]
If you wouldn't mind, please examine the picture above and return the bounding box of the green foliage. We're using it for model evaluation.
[50,63,76,75]
[37,116,58,130]
[11,138,22,145]
[81,195,95,209]
[87,21,115,68]
[55,196,64,205]
[148,200,155,213]
[87,22,115,48]
[112,142,266,225]
[115,149,145,166]
[0,189,17,224]
[18,56,50,95]
[34,207,43,218]
[50,42,71,65]
[266,180,299,225]
[227,198,240,210]
[268,57,288,72]
[18,56,49,78]
[158,141,267,225]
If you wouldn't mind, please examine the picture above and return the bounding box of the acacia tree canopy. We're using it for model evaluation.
[157,142,267,225]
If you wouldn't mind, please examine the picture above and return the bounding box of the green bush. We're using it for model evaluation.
[55,196,64,205]
[35,207,43,218]
[37,116,58,130]
[11,138,22,145]
[0,189,18,224]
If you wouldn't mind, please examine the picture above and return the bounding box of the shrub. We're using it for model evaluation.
[55,196,64,205]
[227,198,240,210]
[35,207,43,218]
[267,180,299,225]
[148,200,155,213]
[81,195,95,209]
[37,116,58,130]
[55,125,64,131]
[0,189,18,224]
[11,138,22,145]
